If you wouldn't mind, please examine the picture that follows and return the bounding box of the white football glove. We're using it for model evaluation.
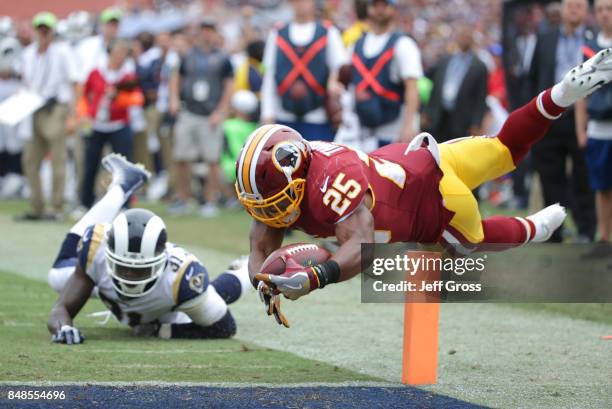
[552,48,612,107]
[51,325,85,345]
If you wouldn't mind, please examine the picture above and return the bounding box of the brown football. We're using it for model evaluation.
[259,243,331,275]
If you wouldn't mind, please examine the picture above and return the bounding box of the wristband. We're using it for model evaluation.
[311,260,341,289]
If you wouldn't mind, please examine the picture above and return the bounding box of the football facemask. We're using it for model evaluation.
[105,247,166,298]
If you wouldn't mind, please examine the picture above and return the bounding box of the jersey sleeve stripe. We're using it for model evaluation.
[172,255,198,304]
[87,224,106,269]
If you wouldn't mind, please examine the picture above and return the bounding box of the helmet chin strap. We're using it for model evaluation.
[282,166,294,183]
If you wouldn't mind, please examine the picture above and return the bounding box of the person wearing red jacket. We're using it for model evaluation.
[80,39,143,209]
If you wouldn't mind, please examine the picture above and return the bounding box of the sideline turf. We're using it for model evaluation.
[0,271,377,383]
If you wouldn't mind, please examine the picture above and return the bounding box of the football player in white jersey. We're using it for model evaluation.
[47,154,251,344]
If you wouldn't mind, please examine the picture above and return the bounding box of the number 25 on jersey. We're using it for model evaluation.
[322,173,362,216]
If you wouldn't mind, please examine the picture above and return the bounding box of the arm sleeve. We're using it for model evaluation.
[76,224,105,281]
[395,36,423,80]
[177,281,228,327]
[171,258,210,305]
[260,30,278,120]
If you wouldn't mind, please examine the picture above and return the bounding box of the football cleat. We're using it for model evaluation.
[102,153,151,198]
[552,48,612,107]
[526,203,567,243]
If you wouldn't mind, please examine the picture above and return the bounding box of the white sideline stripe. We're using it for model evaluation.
[71,349,238,354]
[108,364,283,369]
[0,381,402,388]
[1,321,36,327]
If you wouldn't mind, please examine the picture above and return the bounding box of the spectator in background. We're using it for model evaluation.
[507,8,538,110]
[506,9,538,209]
[261,0,347,142]
[220,90,259,190]
[20,12,79,220]
[342,0,369,48]
[80,40,143,209]
[234,39,265,97]
[0,36,25,198]
[168,21,233,217]
[575,0,612,251]
[350,0,422,151]
[424,24,488,142]
[16,19,33,48]
[545,2,564,30]
[149,30,180,200]
[529,0,595,242]
[76,8,124,85]
[133,31,162,173]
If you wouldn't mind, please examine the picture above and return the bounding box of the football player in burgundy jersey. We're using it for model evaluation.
[235,49,612,326]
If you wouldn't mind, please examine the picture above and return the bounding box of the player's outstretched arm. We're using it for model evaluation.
[256,203,375,302]
[47,264,94,344]
[331,203,375,282]
[247,220,285,286]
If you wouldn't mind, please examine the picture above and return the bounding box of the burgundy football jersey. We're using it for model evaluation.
[292,142,454,243]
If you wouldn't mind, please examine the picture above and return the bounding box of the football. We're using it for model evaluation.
[259,243,331,275]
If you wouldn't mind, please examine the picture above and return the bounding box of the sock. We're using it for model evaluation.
[480,216,535,251]
[497,88,566,164]
[70,185,127,236]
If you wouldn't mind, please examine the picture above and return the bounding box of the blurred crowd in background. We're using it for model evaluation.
[0,0,610,248]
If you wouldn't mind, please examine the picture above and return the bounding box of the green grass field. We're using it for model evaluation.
[0,199,611,408]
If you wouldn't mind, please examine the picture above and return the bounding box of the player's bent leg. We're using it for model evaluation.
[437,87,567,192]
[439,136,516,191]
[495,88,565,166]
[442,204,567,255]
[161,289,237,339]
[159,312,237,339]
[439,163,485,249]
[69,154,150,236]
[211,256,251,304]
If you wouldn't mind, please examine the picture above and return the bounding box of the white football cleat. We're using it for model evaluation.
[552,48,612,107]
[526,204,567,242]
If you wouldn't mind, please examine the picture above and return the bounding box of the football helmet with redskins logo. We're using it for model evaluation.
[235,124,311,228]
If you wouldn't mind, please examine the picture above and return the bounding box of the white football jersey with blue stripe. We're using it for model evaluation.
[78,223,224,327]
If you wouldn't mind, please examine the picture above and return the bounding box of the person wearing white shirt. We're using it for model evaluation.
[261,0,348,142]
[20,12,79,220]
[74,8,123,85]
[349,0,422,150]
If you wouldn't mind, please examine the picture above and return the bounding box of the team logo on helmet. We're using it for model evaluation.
[272,141,305,176]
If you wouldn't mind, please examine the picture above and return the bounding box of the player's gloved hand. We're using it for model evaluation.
[256,280,290,328]
[51,325,85,345]
[256,266,318,301]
